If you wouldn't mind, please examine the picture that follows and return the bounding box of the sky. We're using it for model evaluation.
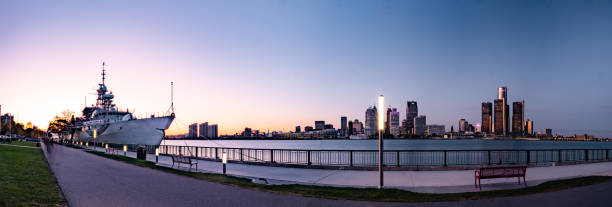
[1,0,611,137]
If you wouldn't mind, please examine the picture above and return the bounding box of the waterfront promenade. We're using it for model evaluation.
[87,145,612,193]
[43,143,612,207]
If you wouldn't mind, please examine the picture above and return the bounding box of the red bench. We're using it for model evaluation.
[475,165,527,190]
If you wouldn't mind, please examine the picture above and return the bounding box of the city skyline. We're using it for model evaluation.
[2,1,612,137]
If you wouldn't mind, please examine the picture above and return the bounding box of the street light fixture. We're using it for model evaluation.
[123,145,127,156]
[378,95,384,189]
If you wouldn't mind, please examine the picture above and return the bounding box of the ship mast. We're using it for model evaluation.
[170,82,175,116]
[102,62,106,85]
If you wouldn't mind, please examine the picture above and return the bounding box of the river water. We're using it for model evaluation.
[161,139,612,150]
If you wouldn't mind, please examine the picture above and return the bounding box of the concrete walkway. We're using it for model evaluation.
[45,143,612,207]
[83,144,612,193]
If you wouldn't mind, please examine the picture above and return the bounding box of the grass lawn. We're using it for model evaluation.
[3,141,39,148]
[0,145,65,206]
[87,150,612,203]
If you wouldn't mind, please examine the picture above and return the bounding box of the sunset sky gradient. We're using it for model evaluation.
[1,0,611,137]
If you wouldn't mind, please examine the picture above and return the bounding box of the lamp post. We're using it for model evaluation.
[93,130,97,150]
[105,144,108,153]
[378,95,384,189]
[123,145,127,156]
[222,150,228,175]
[155,148,159,163]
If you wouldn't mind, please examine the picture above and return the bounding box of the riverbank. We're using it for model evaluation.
[0,144,66,206]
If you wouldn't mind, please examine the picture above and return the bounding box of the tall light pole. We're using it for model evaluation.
[93,130,97,150]
[378,95,384,189]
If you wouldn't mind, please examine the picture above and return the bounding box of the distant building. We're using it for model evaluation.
[512,101,525,136]
[427,125,445,136]
[353,119,363,134]
[365,106,377,136]
[546,128,552,137]
[295,126,301,133]
[481,102,492,134]
[405,101,418,134]
[348,121,354,135]
[242,127,252,137]
[188,123,198,137]
[315,121,325,131]
[525,120,534,136]
[459,119,467,133]
[413,115,427,135]
[390,108,400,137]
[208,124,218,138]
[324,124,334,130]
[305,126,314,132]
[198,122,208,138]
[340,116,347,136]
[385,108,392,134]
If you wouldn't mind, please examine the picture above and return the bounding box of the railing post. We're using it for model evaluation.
[215,148,219,160]
[585,149,589,161]
[443,151,447,167]
[240,149,244,162]
[270,149,274,163]
[307,150,311,165]
[527,150,531,164]
[558,150,562,162]
[195,147,198,158]
[488,150,491,165]
[607,149,609,160]
[396,151,400,167]
[350,150,354,167]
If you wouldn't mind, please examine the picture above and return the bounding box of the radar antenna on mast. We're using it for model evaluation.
[102,62,106,85]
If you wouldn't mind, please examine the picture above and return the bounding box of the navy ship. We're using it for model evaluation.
[73,63,174,145]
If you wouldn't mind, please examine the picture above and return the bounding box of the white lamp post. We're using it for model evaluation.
[93,130,97,150]
[378,95,384,189]
[105,144,108,153]
[123,145,127,156]
[155,148,160,163]
[222,151,228,175]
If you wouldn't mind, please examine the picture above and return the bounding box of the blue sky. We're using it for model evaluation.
[1,0,611,137]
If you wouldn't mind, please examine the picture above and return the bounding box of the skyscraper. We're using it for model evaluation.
[413,115,426,135]
[525,119,533,136]
[512,101,525,136]
[481,102,492,134]
[385,108,392,134]
[390,108,400,137]
[188,123,198,137]
[405,101,418,134]
[198,122,208,138]
[348,121,354,135]
[340,116,347,136]
[459,119,467,133]
[365,106,377,136]
[295,126,301,133]
[208,124,218,138]
[494,99,505,136]
[494,87,509,136]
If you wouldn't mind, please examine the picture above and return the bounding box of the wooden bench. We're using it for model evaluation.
[171,155,198,171]
[475,165,527,190]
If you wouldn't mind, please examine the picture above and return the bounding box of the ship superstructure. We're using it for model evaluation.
[72,63,174,145]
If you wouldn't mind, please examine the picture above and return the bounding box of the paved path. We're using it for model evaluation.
[44,143,612,207]
[87,145,612,193]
